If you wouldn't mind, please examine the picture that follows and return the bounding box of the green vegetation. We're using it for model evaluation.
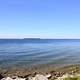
[64,77,80,80]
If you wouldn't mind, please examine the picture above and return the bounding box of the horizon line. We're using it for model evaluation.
[0,38,80,39]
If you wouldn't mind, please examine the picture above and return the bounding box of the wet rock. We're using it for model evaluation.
[0,74,4,79]
[18,74,31,78]
[50,71,64,78]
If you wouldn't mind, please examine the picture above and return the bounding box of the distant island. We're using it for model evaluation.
[23,38,41,40]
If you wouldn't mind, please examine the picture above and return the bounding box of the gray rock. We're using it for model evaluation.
[1,77,26,80]
[28,74,48,80]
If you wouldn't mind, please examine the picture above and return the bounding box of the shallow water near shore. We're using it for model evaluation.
[0,39,80,69]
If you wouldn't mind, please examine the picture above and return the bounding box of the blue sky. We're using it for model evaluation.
[0,0,80,38]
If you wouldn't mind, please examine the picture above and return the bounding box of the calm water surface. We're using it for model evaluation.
[0,39,80,68]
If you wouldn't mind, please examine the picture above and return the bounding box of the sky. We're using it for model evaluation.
[0,0,80,39]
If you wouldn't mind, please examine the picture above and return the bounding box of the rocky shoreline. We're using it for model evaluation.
[0,65,80,80]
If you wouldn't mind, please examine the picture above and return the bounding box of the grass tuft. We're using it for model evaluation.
[64,77,80,80]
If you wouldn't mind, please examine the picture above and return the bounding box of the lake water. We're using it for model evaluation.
[0,39,80,68]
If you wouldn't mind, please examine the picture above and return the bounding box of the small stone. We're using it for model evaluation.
[45,74,51,79]
[1,77,26,80]
[1,77,13,80]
